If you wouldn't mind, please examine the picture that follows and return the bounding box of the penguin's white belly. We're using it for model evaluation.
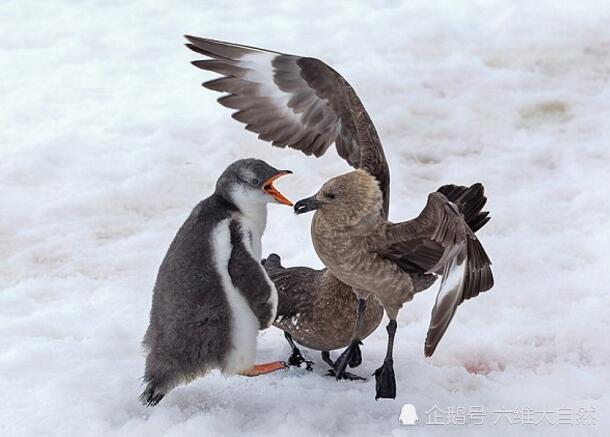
[237,217,278,326]
[238,216,263,260]
[211,219,259,375]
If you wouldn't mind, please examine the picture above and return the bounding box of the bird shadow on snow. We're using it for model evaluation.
[143,363,373,417]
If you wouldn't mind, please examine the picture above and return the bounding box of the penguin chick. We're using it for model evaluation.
[140,158,293,406]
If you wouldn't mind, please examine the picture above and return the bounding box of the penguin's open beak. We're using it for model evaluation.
[263,171,293,206]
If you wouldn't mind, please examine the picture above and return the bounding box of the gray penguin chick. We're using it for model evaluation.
[140,158,293,406]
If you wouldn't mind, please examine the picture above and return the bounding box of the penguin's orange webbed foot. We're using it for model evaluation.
[240,361,288,377]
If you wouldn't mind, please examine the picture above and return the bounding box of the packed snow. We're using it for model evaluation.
[2,1,609,436]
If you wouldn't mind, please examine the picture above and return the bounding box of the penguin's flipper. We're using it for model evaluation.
[240,361,288,377]
[228,220,277,329]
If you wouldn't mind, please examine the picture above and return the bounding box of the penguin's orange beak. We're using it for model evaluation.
[263,171,293,206]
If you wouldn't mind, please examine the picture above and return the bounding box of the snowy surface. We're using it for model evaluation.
[2,1,610,436]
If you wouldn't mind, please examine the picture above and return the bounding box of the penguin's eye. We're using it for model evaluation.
[324,192,336,200]
[251,178,260,186]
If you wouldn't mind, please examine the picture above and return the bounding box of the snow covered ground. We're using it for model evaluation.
[2,1,609,436]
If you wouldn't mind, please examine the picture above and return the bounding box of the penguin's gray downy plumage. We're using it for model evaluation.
[140,158,293,406]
